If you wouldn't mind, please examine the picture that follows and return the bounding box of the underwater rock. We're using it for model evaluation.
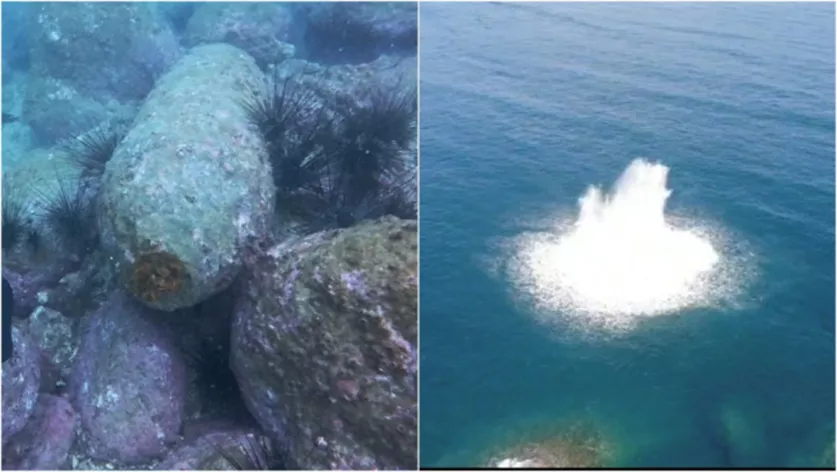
[185,3,297,68]
[1,394,77,470]
[28,2,181,102]
[2,326,42,444]
[41,249,120,322]
[301,2,417,64]
[274,53,416,114]
[98,43,275,311]
[98,44,274,311]
[155,2,196,34]
[24,306,77,383]
[22,75,138,146]
[156,430,274,470]
[232,216,417,469]
[3,265,74,321]
[68,290,187,464]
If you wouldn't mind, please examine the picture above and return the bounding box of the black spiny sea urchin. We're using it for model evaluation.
[2,197,30,252]
[61,124,124,179]
[40,177,97,255]
[245,66,417,234]
[287,81,416,231]
[318,82,416,207]
[208,434,276,470]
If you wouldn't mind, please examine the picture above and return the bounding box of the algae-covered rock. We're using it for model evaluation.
[232,216,417,469]
[98,43,275,311]
[68,291,188,464]
[1,326,42,444]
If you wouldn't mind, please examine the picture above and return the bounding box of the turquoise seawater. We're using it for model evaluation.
[419,3,835,468]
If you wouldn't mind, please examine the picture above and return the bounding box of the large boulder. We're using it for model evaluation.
[22,75,137,146]
[97,43,275,311]
[28,2,180,102]
[68,291,188,464]
[232,216,417,469]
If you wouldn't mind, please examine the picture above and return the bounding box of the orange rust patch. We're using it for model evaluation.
[128,251,188,303]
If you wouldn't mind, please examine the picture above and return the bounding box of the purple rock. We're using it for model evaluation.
[68,290,187,464]
[3,265,70,321]
[2,394,77,470]
[2,326,42,444]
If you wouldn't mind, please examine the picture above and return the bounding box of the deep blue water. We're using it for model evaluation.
[419,3,835,468]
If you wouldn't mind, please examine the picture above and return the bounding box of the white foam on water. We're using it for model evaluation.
[493,457,539,468]
[505,158,750,332]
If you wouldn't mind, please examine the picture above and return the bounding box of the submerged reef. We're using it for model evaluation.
[482,422,614,468]
[2,2,417,469]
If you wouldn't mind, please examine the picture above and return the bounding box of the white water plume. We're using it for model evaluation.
[506,159,746,331]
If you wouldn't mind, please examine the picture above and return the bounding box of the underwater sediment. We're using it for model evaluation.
[97,43,275,311]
